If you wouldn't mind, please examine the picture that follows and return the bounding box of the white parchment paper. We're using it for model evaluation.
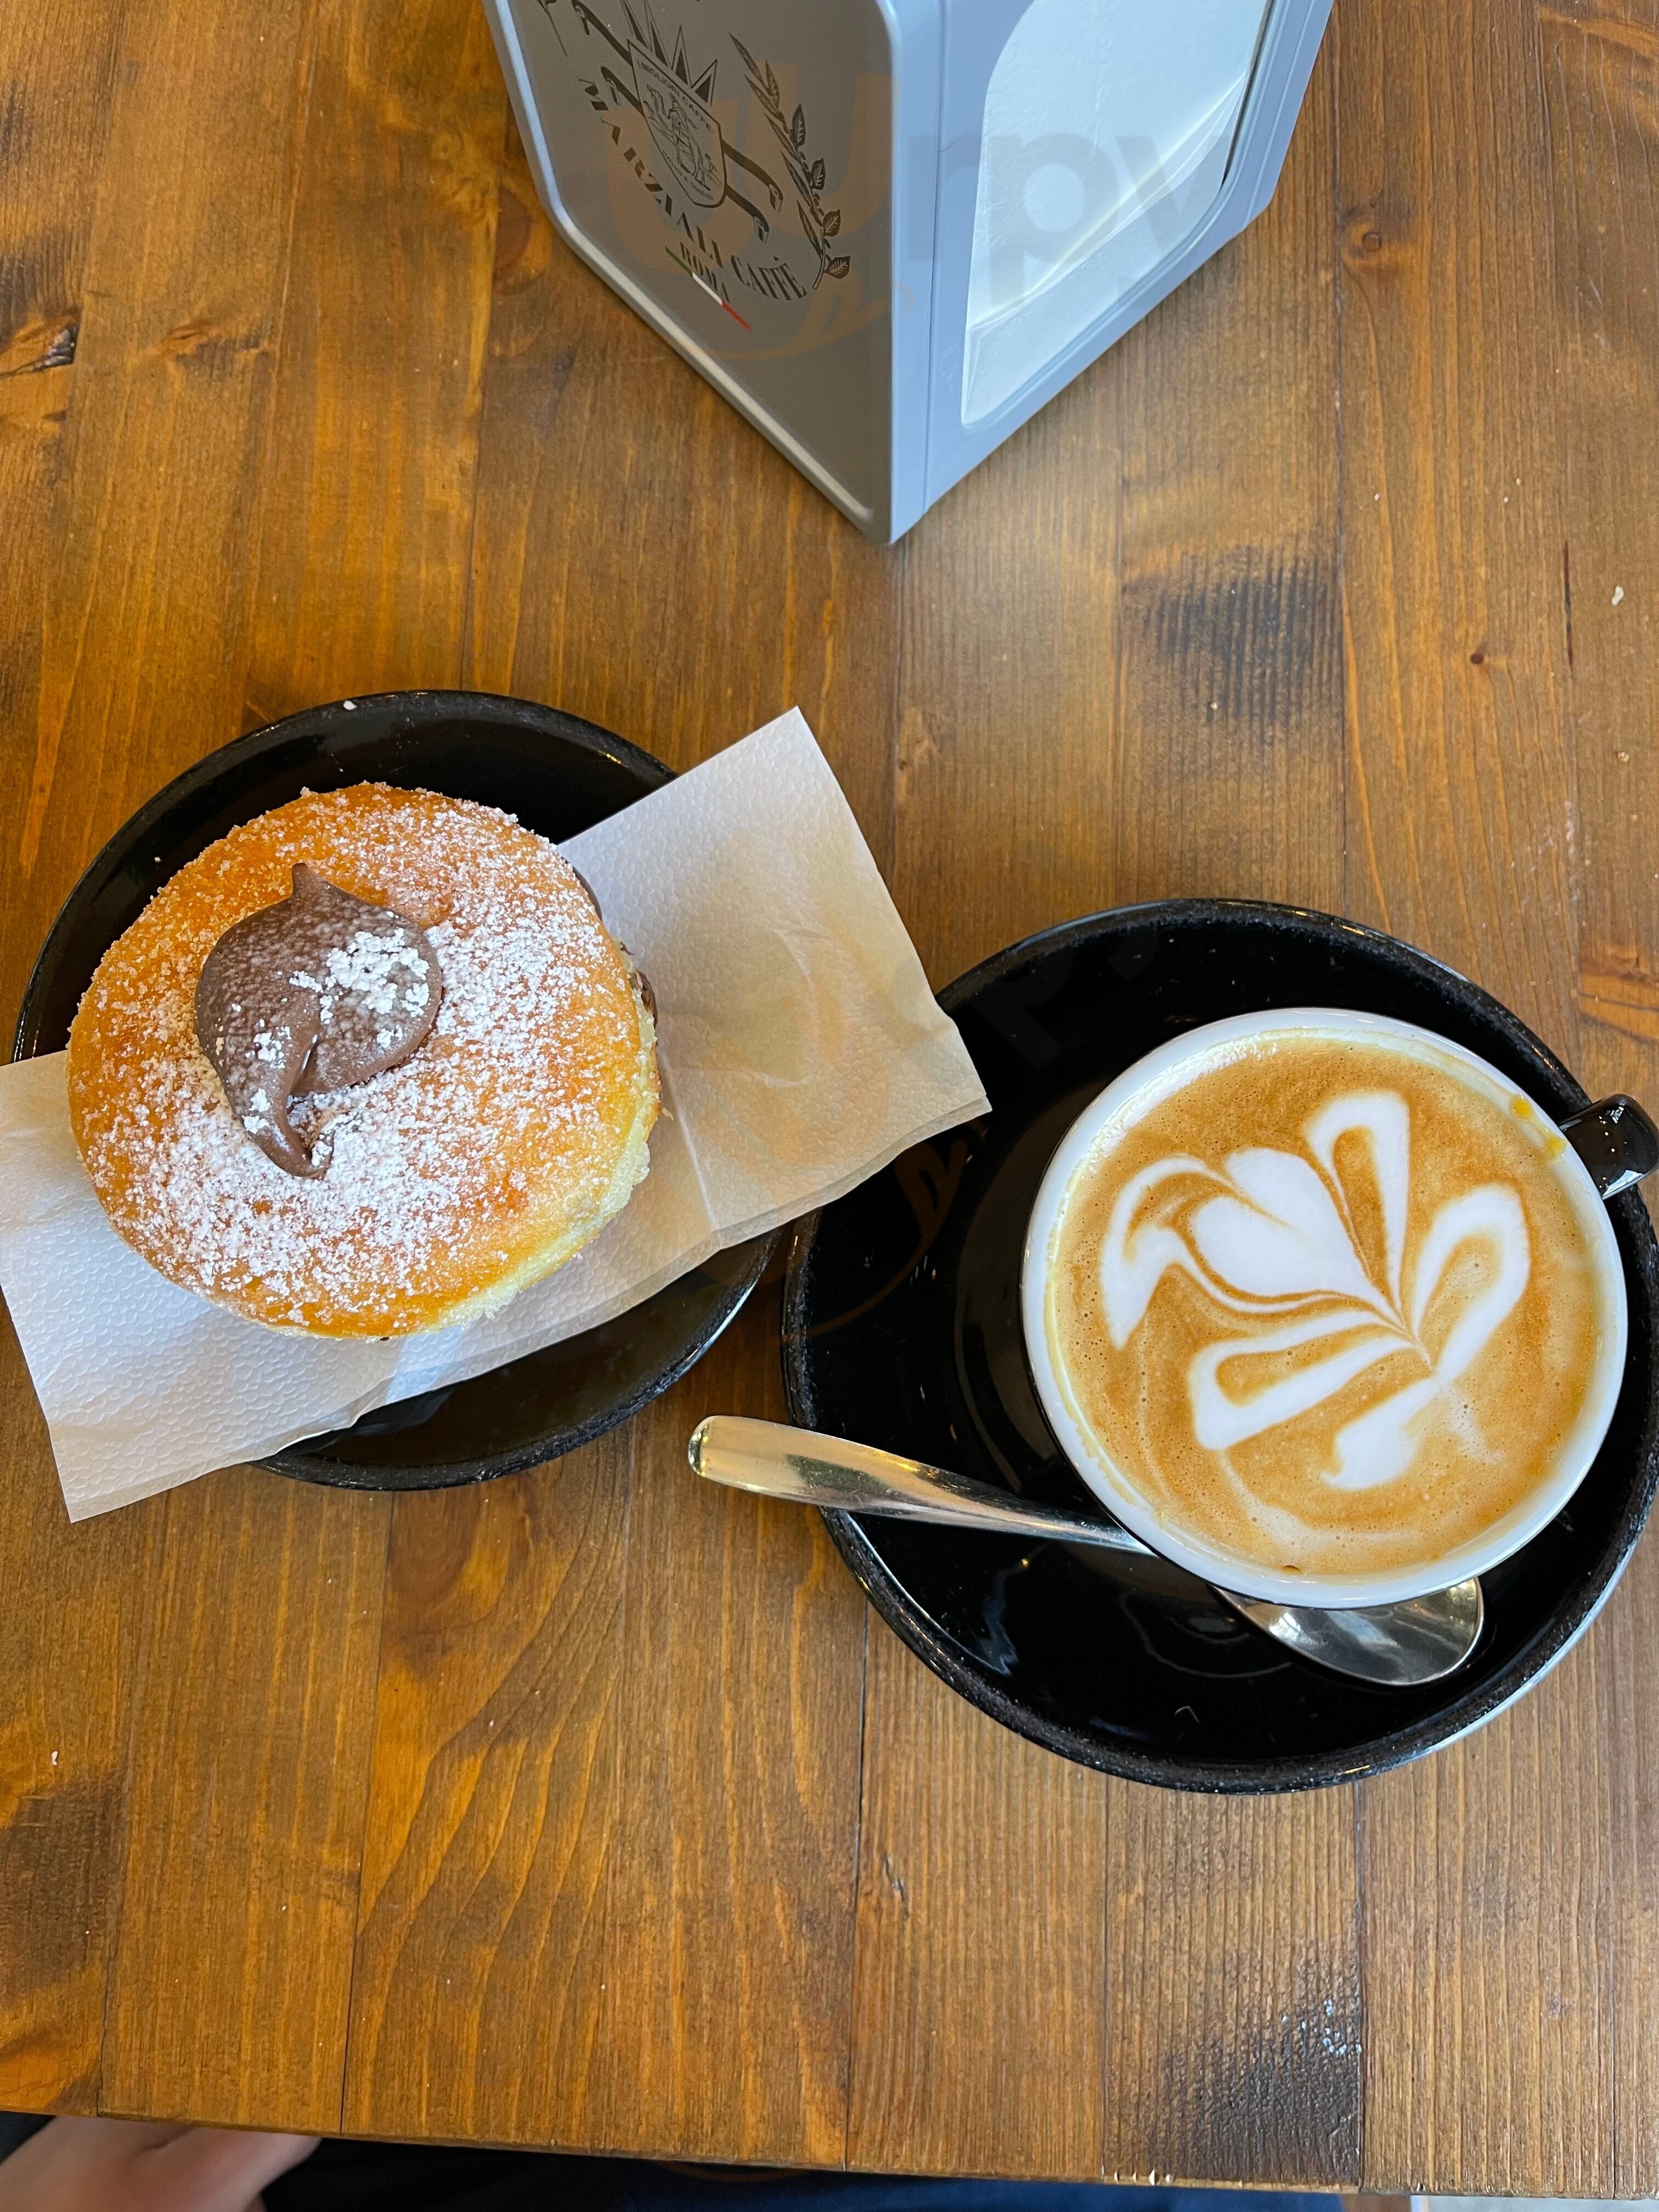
[0,710,989,1519]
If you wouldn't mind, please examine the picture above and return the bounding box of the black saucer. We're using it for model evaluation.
[783,901,1659,1793]
[15,692,774,1490]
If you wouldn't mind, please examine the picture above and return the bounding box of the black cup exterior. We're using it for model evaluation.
[783,899,1659,1793]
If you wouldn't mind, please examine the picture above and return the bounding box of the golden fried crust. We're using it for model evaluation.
[66,784,658,1336]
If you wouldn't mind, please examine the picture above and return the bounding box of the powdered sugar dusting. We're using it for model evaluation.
[69,786,656,1334]
[295,929,431,1032]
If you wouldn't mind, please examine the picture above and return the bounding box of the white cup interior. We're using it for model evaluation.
[1019,1007,1629,1607]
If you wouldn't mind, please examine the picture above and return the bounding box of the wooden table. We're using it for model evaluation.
[2,0,1656,2192]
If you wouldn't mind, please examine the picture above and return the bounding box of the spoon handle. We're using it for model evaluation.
[688,1415,1147,1554]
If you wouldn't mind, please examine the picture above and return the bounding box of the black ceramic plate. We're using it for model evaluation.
[784,900,1659,1793]
[15,691,774,1489]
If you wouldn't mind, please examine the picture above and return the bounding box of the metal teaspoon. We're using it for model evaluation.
[687,1415,1483,1689]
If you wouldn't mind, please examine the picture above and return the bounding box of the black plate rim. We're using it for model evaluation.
[15,688,775,1490]
[782,896,1659,1793]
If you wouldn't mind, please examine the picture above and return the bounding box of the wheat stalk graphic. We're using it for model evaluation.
[730,38,849,287]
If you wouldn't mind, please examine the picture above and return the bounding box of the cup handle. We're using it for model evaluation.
[1559,1094,1659,1199]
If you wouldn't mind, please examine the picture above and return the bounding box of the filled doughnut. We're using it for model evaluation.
[66,783,658,1337]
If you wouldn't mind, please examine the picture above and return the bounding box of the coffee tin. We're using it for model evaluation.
[481,0,1333,540]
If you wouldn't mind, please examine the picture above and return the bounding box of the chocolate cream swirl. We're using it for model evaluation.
[194,864,442,1177]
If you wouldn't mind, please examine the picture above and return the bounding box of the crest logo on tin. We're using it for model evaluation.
[625,20,724,208]
[548,0,852,321]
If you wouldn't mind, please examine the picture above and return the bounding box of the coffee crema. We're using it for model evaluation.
[1045,1029,1607,1578]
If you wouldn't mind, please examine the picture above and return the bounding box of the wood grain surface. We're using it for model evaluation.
[1334,2,1635,2191]
[1545,3,1659,2193]
[3,0,1658,2188]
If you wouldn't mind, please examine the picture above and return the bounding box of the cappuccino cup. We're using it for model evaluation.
[1022,1008,1647,1608]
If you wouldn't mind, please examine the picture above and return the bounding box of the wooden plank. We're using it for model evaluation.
[0,0,134,2124]
[1334,0,1579,1047]
[1103,1789,1360,2186]
[0,0,126,1035]
[242,0,507,723]
[343,1295,867,2163]
[340,1430,630,2145]
[0,1,120,371]
[847,1620,1106,2179]
[1099,41,1346,920]
[100,1470,388,2130]
[1602,1432,1659,2199]
[1336,0,1618,2190]
[0,1313,153,2117]
[884,386,1120,992]
[1541,0,1659,2192]
[1357,1662,1618,2195]
[588,1290,866,2166]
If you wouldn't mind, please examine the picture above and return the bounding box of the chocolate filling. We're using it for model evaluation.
[194,864,443,1177]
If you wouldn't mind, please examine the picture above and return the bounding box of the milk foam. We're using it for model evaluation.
[1046,1030,1605,1579]
[1102,1090,1533,1491]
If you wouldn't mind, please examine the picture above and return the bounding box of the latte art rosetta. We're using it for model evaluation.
[1045,1031,1605,1579]
[1101,1091,1532,1491]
